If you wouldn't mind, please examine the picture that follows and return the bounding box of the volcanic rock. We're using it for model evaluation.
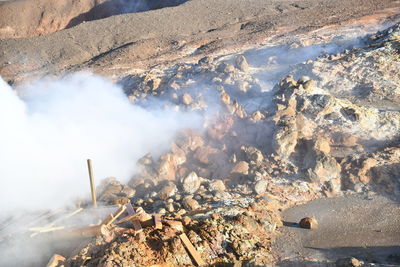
[193,146,219,165]
[182,171,201,194]
[235,55,249,72]
[305,151,341,185]
[299,217,318,229]
[254,180,268,195]
[272,116,298,159]
[231,161,249,175]
[182,196,200,211]
[208,179,226,192]
[158,182,178,200]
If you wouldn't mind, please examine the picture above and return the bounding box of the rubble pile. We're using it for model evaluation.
[3,23,399,266]
[65,23,400,266]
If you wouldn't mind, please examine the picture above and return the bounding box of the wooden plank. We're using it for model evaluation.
[179,233,205,266]
[154,214,162,230]
[46,254,65,267]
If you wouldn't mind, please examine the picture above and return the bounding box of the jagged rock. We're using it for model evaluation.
[182,171,201,194]
[241,146,264,164]
[305,151,341,188]
[249,110,265,122]
[176,130,204,152]
[182,196,200,210]
[158,182,178,200]
[194,146,219,165]
[231,161,249,175]
[254,180,268,195]
[158,153,177,180]
[209,179,226,192]
[272,116,298,159]
[171,143,187,165]
[235,55,249,72]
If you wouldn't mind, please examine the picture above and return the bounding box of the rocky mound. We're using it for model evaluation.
[60,23,400,266]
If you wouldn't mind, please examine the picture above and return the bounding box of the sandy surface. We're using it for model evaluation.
[274,194,400,265]
[1,0,399,82]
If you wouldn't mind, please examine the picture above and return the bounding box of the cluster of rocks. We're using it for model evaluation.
[67,23,400,266]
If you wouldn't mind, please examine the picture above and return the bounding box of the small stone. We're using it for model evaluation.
[254,180,268,195]
[235,55,249,72]
[335,257,364,267]
[182,93,193,105]
[135,198,144,205]
[299,217,318,229]
[182,196,200,210]
[182,216,192,226]
[182,171,201,194]
[209,180,226,192]
[231,161,249,175]
[158,182,178,200]
[166,202,175,212]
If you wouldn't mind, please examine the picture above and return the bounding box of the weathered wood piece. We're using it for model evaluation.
[179,233,205,266]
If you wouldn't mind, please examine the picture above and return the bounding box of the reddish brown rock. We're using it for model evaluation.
[299,217,318,229]
[193,146,219,165]
[231,161,249,175]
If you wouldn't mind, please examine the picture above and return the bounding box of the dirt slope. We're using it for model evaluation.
[1,0,399,83]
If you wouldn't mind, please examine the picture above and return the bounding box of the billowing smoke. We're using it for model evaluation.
[0,72,201,212]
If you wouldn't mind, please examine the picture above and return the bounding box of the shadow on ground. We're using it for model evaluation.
[66,0,188,28]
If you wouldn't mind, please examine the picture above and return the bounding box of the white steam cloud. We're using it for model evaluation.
[0,72,200,212]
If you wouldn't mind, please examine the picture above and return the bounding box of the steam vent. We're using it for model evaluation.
[1,0,400,266]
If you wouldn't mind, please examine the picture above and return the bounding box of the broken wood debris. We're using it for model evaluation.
[179,232,205,266]
[25,203,205,266]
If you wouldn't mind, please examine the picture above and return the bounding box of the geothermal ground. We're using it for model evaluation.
[0,0,400,266]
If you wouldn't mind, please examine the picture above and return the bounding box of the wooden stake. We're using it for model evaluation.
[87,159,97,208]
